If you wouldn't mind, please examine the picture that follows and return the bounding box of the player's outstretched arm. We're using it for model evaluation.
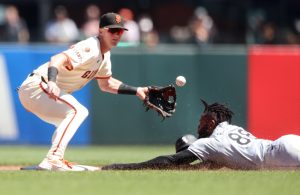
[97,77,148,100]
[102,150,198,170]
[97,77,122,94]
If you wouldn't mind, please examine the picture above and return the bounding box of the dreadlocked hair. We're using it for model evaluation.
[201,99,234,124]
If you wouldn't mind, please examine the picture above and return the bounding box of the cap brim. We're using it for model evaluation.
[104,25,128,31]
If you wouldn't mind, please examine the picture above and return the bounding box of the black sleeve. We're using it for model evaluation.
[102,150,198,170]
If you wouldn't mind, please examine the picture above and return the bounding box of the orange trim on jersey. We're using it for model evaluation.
[62,53,74,71]
[39,82,77,156]
[95,75,112,79]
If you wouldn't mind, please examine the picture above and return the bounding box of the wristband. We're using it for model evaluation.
[117,83,138,95]
[48,66,58,82]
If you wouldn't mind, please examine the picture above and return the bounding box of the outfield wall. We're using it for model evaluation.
[91,45,247,144]
[248,46,300,140]
[0,44,299,144]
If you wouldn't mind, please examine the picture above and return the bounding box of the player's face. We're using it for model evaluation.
[107,28,125,36]
[197,112,217,138]
[102,28,124,48]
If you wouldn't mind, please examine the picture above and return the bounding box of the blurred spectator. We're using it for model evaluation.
[170,6,216,45]
[0,5,29,43]
[247,9,298,45]
[188,7,216,46]
[170,25,192,43]
[81,4,101,38]
[287,19,300,44]
[138,15,153,34]
[143,30,159,48]
[138,14,159,47]
[45,5,79,43]
[295,19,300,35]
[0,5,4,23]
[284,29,299,44]
[118,8,140,44]
[256,22,279,44]
[246,9,266,44]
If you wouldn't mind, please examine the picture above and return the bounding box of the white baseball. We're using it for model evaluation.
[176,76,186,87]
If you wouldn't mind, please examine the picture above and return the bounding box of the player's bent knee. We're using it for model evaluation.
[77,106,89,118]
[67,105,88,120]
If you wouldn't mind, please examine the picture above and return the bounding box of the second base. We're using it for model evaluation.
[20,164,100,171]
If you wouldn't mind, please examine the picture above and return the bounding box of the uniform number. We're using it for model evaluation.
[81,70,98,79]
[228,129,252,145]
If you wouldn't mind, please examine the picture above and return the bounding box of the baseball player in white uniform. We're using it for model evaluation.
[18,13,148,171]
[102,100,300,170]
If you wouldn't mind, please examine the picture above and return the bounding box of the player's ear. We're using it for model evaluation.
[99,28,104,35]
[208,118,217,131]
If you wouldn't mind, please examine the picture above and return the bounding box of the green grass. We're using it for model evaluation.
[0,145,173,165]
[0,145,300,195]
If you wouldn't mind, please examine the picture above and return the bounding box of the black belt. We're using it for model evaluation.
[29,73,47,83]
[16,73,47,92]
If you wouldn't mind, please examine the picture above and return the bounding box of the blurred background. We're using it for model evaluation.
[0,0,299,146]
[0,0,299,44]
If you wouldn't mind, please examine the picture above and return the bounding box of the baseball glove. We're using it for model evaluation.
[144,85,176,119]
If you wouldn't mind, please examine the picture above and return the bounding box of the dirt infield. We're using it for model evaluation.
[0,165,298,171]
[0,166,22,171]
[0,165,102,171]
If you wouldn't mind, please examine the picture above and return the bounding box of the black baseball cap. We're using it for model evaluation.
[99,12,128,31]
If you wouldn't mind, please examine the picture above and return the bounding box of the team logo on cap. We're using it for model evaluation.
[115,14,122,23]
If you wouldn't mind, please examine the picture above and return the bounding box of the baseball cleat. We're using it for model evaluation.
[36,157,99,171]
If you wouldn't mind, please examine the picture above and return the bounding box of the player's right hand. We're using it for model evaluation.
[47,81,60,100]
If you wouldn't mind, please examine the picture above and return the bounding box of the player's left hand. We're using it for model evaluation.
[143,85,177,119]
[136,87,148,100]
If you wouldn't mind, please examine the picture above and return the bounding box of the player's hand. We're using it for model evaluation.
[47,81,60,100]
[136,87,148,100]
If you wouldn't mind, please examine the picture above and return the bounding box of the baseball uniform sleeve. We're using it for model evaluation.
[188,138,218,162]
[62,40,94,70]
